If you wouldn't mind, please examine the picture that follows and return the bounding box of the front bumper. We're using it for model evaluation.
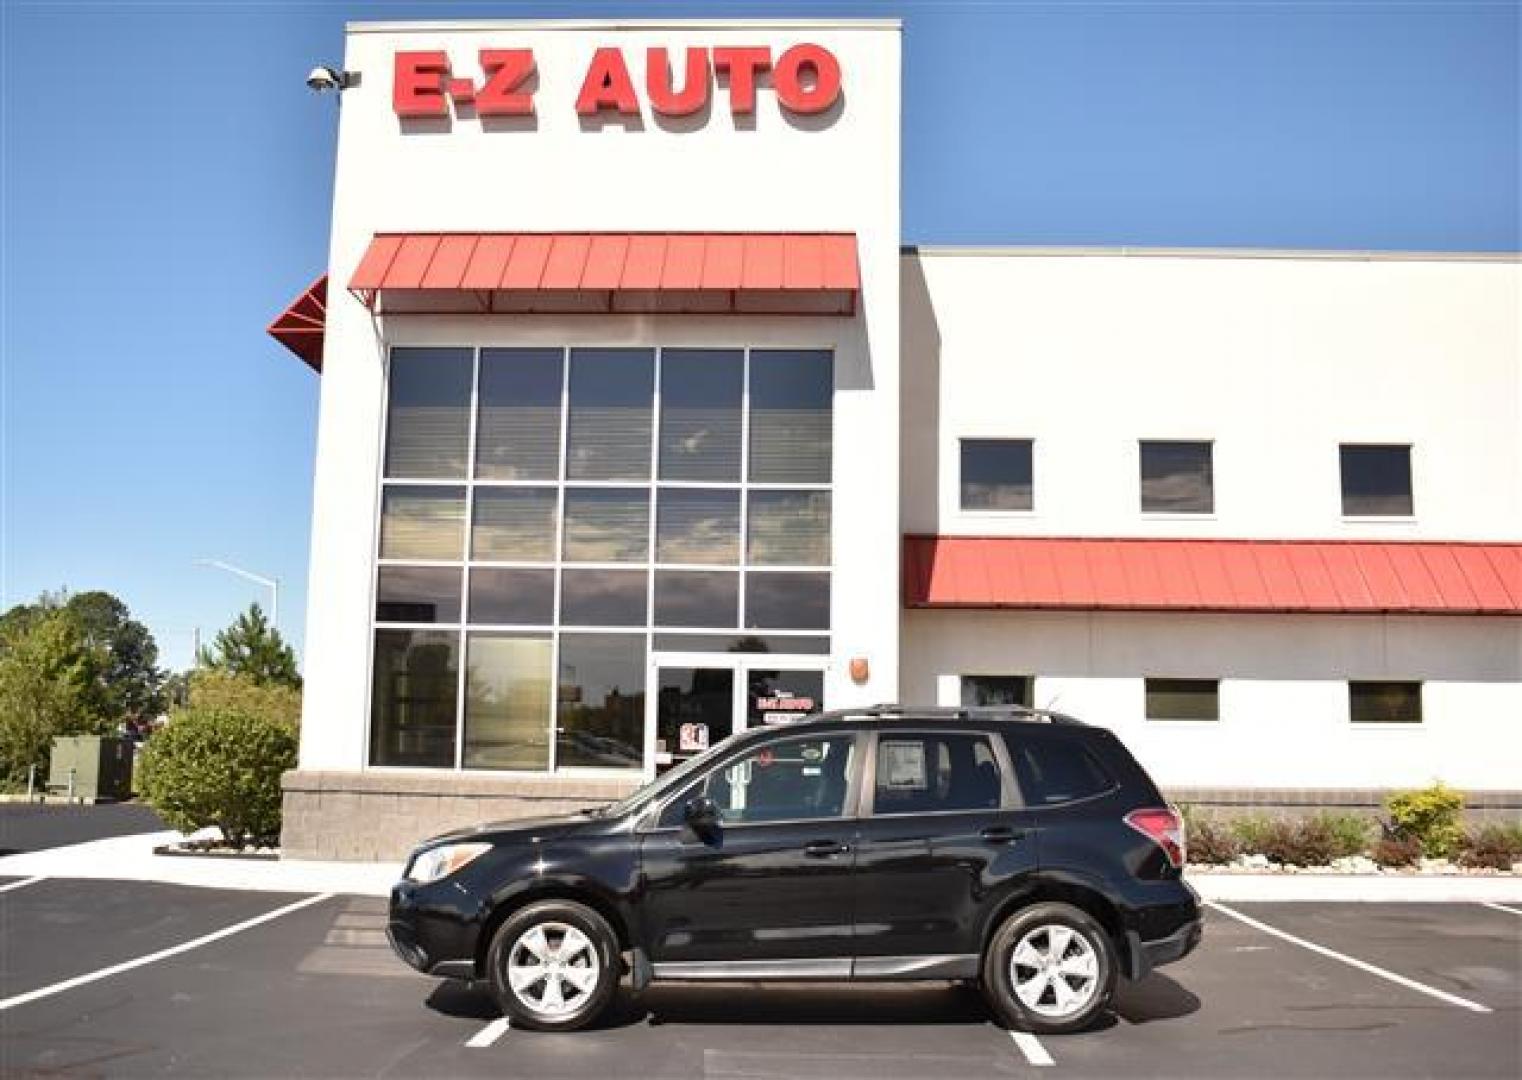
[387,880,478,980]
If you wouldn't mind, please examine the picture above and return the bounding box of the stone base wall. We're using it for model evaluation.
[1165,787,1522,824]
[280,770,642,862]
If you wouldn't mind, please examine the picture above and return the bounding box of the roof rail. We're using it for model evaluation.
[805,703,1085,726]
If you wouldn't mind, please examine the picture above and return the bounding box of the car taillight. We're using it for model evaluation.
[1125,807,1186,868]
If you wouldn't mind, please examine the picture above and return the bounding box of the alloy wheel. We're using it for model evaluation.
[1009,923,1101,1019]
[505,921,602,1019]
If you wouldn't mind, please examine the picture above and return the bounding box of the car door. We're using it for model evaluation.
[637,729,862,975]
[852,729,1039,974]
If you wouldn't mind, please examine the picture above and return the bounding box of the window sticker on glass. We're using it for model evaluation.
[679,722,710,752]
[881,741,928,790]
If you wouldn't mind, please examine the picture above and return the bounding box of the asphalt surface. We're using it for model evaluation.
[0,802,165,855]
[1,878,1518,1079]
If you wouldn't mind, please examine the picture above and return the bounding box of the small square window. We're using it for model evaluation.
[961,675,1033,708]
[1349,681,1422,724]
[1340,445,1413,517]
[961,439,1033,511]
[1145,679,1219,721]
[1140,441,1213,514]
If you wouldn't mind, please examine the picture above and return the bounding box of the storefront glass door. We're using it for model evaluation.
[648,656,828,776]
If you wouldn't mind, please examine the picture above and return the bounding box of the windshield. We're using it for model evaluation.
[600,729,756,819]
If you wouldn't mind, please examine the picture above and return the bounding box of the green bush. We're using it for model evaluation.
[1386,783,1465,858]
[1256,817,1342,866]
[187,669,300,728]
[1228,814,1276,853]
[1176,804,1240,864]
[1457,823,1522,871]
[1371,834,1422,868]
[1309,811,1373,859]
[138,707,296,844]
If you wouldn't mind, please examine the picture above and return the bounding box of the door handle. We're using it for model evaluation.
[804,840,851,858]
[980,826,1024,844]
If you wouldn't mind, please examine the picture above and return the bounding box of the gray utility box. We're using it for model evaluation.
[48,735,134,802]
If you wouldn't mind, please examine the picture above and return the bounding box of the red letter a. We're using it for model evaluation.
[576,47,640,116]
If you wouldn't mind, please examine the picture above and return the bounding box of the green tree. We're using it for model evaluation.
[187,669,301,728]
[198,604,302,689]
[0,609,111,787]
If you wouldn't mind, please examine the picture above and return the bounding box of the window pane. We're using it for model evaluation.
[464,633,552,770]
[469,568,554,625]
[370,629,458,767]
[563,489,649,562]
[560,570,647,626]
[655,667,735,770]
[747,490,831,566]
[653,634,831,655]
[476,348,563,481]
[654,571,738,627]
[1350,681,1422,723]
[384,348,473,479]
[706,734,854,823]
[1341,445,1413,516]
[376,566,461,624]
[659,349,743,481]
[749,350,832,483]
[567,349,654,480]
[1145,678,1220,721]
[379,486,465,560]
[961,440,1032,511]
[1003,734,1116,805]
[874,734,1003,814]
[1140,441,1214,513]
[472,489,557,561]
[557,634,646,767]
[745,572,830,630]
[657,489,740,564]
[961,675,1032,708]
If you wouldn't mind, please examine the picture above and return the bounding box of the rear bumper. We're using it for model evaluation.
[1126,916,1203,980]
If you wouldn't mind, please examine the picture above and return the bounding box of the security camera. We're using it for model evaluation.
[307,65,342,92]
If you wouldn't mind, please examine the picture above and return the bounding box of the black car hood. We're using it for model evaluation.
[420,811,605,851]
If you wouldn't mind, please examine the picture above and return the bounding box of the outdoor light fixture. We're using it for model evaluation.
[306,65,359,93]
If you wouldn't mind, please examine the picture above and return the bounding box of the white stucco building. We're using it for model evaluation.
[269,18,1521,859]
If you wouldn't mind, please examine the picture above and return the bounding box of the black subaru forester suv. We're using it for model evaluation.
[387,705,1201,1033]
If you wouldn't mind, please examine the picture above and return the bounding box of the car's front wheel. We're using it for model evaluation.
[982,901,1117,1034]
[486,900,619,1032]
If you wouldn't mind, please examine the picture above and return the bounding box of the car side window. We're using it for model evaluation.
[872,732,1003,814]
[657,733,856,827]
[1004,735,1116,806]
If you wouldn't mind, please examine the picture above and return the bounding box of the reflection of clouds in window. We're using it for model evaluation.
[469,568,554,625]
[380,486,465,560]
[563,489,649,562]
[745,572,830,630]
[385,348,473,480]
[748,491,830,565]
[657,489,740,564]
[465,633,553,769]
[749,350,832,483]
[1140,442,1212,513]
[960,440,1032,511]
[660,350,743,481]
[560,569,647,625]
[476,349,563,481]
[567,349,654,481]
[472,489,557,561]
[654,571,738,627]
[376,566,462,623]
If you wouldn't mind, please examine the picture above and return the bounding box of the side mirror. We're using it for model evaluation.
[683,796,721,835]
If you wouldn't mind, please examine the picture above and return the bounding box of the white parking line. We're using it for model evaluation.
[1009,1030,1054,1067]
[1481,902,1522,917]
[1205,900,1491,1013]
[0,876,45,894]
[465,1016,510,1047]
[0,892,333,1012]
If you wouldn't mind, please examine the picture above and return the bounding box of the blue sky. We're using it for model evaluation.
[2,1,1517,672]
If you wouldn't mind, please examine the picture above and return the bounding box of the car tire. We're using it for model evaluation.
[486,900,620,1032]
[981,901,1117,1034]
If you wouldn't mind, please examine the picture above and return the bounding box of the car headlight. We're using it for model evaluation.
[407,842,492,884]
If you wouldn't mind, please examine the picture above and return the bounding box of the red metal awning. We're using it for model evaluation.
[903,536,1522,616]
[347,232,860,315]
[267,274,327,371]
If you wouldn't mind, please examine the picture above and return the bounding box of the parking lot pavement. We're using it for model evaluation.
[0,802,166,855]
[2,881,1518,1078]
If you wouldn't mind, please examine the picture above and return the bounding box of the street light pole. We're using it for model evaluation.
[197,560,280,627]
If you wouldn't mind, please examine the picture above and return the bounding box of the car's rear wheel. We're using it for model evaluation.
[982,901,1117,1034]
[486,900,619,1032]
